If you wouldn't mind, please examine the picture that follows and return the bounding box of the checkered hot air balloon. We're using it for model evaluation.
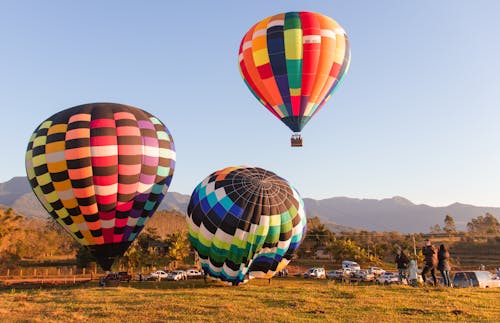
[25,103,176,271]
[186,166,307,285]
[238,11,350,147]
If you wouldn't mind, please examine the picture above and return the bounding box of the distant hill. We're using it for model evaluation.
[303,196,500,233]
[1,177,499,233]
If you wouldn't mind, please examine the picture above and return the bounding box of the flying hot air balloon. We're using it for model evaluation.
[186,166,306,285]
[238,11,350,147]
[25,103,176,271]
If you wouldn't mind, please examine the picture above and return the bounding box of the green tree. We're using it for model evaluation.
[467,213,499,235]
[165,232,189,268]
[443,214,457,235]
[75,246,94,268]
[308,223,332,247]
[0,208,24,253]
[429,224,442,234]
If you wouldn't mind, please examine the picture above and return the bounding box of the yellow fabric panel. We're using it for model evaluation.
[39,120,52,130]
[54,208,70,218]
[28,132,37,143]
[36,172,52,186]
[31,154,47,167]
[253,48,269,66]
[290,88,301,96]
[44,190,59,203]
[269,214,281,226]
[284,29,303,60]
[32,136,47,148]
[65,221,79,233]
[26,166,35,180]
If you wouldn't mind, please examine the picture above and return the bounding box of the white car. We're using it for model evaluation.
[353,270,375,281]
[327,269,353,280]
[150,270,169,280]
[453,271,500,288]
[376,272,400,284]
[167,270,187,281]
[342,260,361,271]
[304,267,326,279]
[367,267,386,276]
[186,269,203,279]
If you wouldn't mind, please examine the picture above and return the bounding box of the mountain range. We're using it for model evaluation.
[1,176,499,233]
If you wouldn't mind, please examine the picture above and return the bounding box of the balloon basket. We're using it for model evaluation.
[291,134,303,147]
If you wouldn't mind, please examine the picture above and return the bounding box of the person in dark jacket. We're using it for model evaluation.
[395,247,410,283]
[438,244,451,287]
[421,239,438,285]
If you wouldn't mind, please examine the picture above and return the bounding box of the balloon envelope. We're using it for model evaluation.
[186,166,306,285]
[25,103,176,270]
[239,11,350,133]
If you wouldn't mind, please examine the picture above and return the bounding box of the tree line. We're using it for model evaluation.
[1,207,498,271]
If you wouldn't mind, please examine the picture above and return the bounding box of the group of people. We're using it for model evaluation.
[394,239,451,287]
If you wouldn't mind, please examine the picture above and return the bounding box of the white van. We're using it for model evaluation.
[342,260,361,271]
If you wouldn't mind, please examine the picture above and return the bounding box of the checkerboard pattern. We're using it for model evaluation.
[26,103,175,270]
[187,166,306,285]
[239,11,350,132]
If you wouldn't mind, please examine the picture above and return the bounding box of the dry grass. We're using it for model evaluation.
[0,278,499,322]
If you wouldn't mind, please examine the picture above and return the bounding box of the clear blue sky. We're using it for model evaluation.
[1,1,499,207]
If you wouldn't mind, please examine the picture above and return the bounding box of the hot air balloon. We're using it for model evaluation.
[238,11,350,147]
[186,166,306,285]
[25,103,176,271]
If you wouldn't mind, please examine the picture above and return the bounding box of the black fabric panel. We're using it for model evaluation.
[71,177,93,189]
[92,166,118,177]
[65,138,90,150]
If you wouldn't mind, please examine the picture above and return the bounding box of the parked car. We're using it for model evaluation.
[186,269,203,279]
[367,267,386,276]
[167,270,188,281]
[327,270,343,280]
[150,270,169,280]
[116,272,132,282]
[376,272,400,285]
[453,271,500,288]
[304,267,326,279]
[101,272,131,283]
[342,260,361,272]
[353,270,375,282]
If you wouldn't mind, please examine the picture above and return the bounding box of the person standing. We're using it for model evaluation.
[438,244,451,287]
[421,239,438,286]
[395,247,410,284]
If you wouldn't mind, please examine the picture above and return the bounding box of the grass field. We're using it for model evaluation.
[1,278,499,322]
